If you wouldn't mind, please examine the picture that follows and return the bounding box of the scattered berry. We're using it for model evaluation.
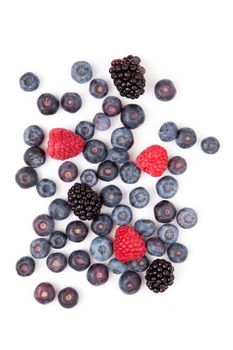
[167,243,188,263]
[30,238,50,259]
[111,127,134,150]
[113,226,146,262]
[46,252,67,273]
[58,287,79,308]
[91,214,113,237]
[100,185,122,207]
[97,160,118,182]
[37,93,59,115]
[154,79,176,101]
[68,250,90,271]
[87,263,109,286]
[80,169,98,187]
[145,259,175,293]
[90,237,113,261]
[36,178,56,198]
[108,258,128,274]
[129,256,149,273]
[71,61,92,83]
[67,182,102,220]
[176,127,197,149]
[154,200,177,223]
[102,96,122,116]
[156,176,178,199]
[23,125,44,146]
[61,92,82,113]
[168,156,187,175]
[89,79,108,99]
[157,224,179,244]
[201,136,220,154]
[66,220,88,242]
[16,256,35,277]
[33,214,55,237]
[121,104,145,129]
[146,237,166,257]
[24,146,46,168]
[134,219,156,238]
[158,121,178,142]
[58,161,78,182]
[119,271,141,294]
[48,198,71,220]
[93,113,111,131]
[120,161,141,184]
[49,231,67,249]
[108,147,129,164]
[19,72,39,91]
[15,166,38,189]
[34,282,55,304]
[129,187,150,208]
[136,145,168,177]
[112,205,132,226]
[75,121,95,141]
[176,207,198,229]
[47,128,85,161]
[83,139,107,164]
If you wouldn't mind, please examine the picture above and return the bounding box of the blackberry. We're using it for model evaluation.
[145,259,175,293]
[67,182,102,220]
[109,55,146,99]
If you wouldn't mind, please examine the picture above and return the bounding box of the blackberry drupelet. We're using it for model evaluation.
[109,55,146,99]
[145,259,175,293]
[67,182,102,221]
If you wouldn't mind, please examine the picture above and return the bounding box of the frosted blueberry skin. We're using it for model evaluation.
[19,72,39,91]
[89,79,109,99]
[75,121,95,141]
[48,198,71,220]
[159,122,178,142]
[129,256,149,273]
[102,96,122,116]
[100,185,122,208]
[37,93,59,115]
[83,139,108,164]
[176,127,197,149]
[33,214,55,236]
[121,104,145,129]
[23,125,44,146]
[68,250,91,271]
[58,161,78,182]
[154,79,176,101]
[36,179,56,198]
[34,282,55,304]
[71,61,92,83]
[154,200,177,223]
[108,147,129,164]
[87,263,109,286]
[168,156,187,175]
[58,287,79,308]
[90,237,113,261]
[146,237,166,257]
[129,187,150,208]
[111,127,134,150]
[24,146,46,168]
[119,271,141,295]
[66,221,88,242]
[201,136,220,154]
[108,258,128,274]
[134,219,156,238]
[157,224,179,244]
[46,252,67,273]
[80,169,98,187]
[156,176,178,199]
[93,113,111,131]
[120,162,141,184]
[49,231,67,249]
[112,205,133,225]
[91,214,113,237]
[15,166,38,189]
[16,256,35,277]
[30,238,50,259]
[176,208,198,229]
[97,160,118,182]
[61,92,82,113]
[167,243,188,263]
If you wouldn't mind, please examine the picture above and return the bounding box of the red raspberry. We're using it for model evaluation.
[113,226,146,263]
[48,128,85,160]
[136,145,168,177]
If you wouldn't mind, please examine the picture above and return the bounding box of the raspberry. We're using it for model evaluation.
[113,226,146,263]
[136,145,168,177]
[48,128,85,160]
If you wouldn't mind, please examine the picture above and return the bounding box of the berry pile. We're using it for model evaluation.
[16,57,220,307]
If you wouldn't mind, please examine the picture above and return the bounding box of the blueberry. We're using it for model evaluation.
[119,271,141,295]
[36,178,56,198]
[80,169,98,187]
[129,256,149,273]
[176,127,197,149]
[156,176,178,199]
[102,96,122,116]
[49,231,67,249]
[129,187,150,208]
[58,287,79,308]
[158,122,178,142]
[154,79,176,101]
[34,282,55,304]
[46,252,67,273]
[93,113,111,131]
[24,146,46,168]
[19,72,39,91]
[157,224,179,244]
[58,161,78,182]
[37,93,59,115]
[97,160,118,182]
[201,136,220,154]
[33,214,55,236]
[66,220,88,242]
[112,205,132,225]
[71,61,92,83]
[108,258,128,274]
[87,263,109,286]
[146,237,166,257]
[75,121,95,141]
[16,256,35,277]
[176,208,198,229]
[120,161,141,184]
[111,127,134,150]
[89,79,108,99]
[68,250,91,271]
[168,156,187,175]
[83,139,107,163]
[108,147,129,164]
[134,219,156,238]
[15,166,38,189]
[90,237,113,261]
[154,200,177,223]
[91,214,113,236]
[167,243,188,263]
[100,185,122,207]
[121,104,145,129]
[30,238,50,259]
[23,125,44,146]
[61,92,82,113]
[48,198,71,220]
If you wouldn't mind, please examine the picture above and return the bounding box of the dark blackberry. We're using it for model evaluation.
[67,182,102,221]
[109,55,146,99]
[145,259,175,293]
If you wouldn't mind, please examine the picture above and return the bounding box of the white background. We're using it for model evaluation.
[0,1,232,349]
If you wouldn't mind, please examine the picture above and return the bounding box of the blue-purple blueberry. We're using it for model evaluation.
[93,113,111,131]
[112,205,133,225]
[129,256,149,273]
[46,252,67,273]
[37,93,59,115]
[33,214,55,236]
[58,161,78,182]
[23,125,44,146]
[15,167,38,189]
[176,127,197,149]
[97,160,118,182]
[71,61,92,83]
[30,238,50,259]
[168,156,187,175]
[119,271,141,295]
[90,237,113,261]
[16,256,35,277]
[154,200,177,223]
[121,104,145,129]
[159,121,178,142]
[34,282,55,304]
[176,208,198,229]
[87,263,109,286]
[156,176,178,199]
[129,187,150,208]
[134,219,156,238]
[201,136,220,154]
[58,287,79,308]
[108,147,129,164]
[66,220,88,242]
[167,243,188,263]
[100,185,122,207]
[89,79,108,99]
[48,198,71,220]
[68,250,91,271]
[36,178,56,198]
[157,224,179,244]
[146,237,166,257]
[19,72,39,91]
[61,92,82,113]
[24,146,46,168]
[80,169,98,187]
[111,127,134,150]
[91,214,113,236]
[83,139,108,163]
[75,121,95,141]
[102,96,122,116]
[108,258,128,274]
[49,231,67,249]
[120,161,141,184]
[154,79,176,101]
